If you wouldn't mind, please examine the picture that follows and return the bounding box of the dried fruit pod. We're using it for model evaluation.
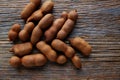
[34,54,47,66]
[8,24,21,41]
[27,0,54,22]
[71,55,82,69]
[51,39,75,58]
[19,22,35,41]
[69,37,92,57]
[65,46,75,58]
[31,27,43,45]
[22,54,35,67]
[30,0,41,6]
[10,42,33,56]
[37,14,54,30]
[56,19,74,39]
[44,11,68,42]
[21,0,41,20]
[56,55,67,64]
[27,10,43,23]
[21,53,47,67]
[68,9,78,21]
[36,41,57,62]
[9,56,21,67]
[40,0,54,14]
[31,14,54,45]
[56,10,78,40]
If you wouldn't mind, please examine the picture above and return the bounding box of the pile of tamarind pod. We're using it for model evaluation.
[8,0,92,69]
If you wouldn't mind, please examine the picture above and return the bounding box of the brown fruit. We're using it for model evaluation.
[30,0,41,6]
[8,23,21,41]
[21,54,35,67]
[56,55,67,64]
[68,9,78,21]
[51,39,75,58]
[21,0,41,20]
[27,0,54,22]
[22,53,47,67]
[56,10,78,40]
[27,10,43,22]
[19,22,35,41]
[44,11,68,42]
[30,14,54,45]
[34,54,47,66]
[30,27,43,45]
[40,0,54,14]
[9,56,21,67]
[10,42,33,56]
[37,14,54,30]
[36,41,57,62]
[56,19,74,40]
[72,55,82,69]
[69,37,92,57]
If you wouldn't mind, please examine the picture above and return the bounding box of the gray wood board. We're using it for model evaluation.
[0,0,120,80]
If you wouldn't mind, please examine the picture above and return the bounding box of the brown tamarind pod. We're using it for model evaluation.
[40,0,54,14]
[30,0,41,6]
[56,10,78,40]
[36,41,57,62]
[21,53,47,67]
[19,22,35,41]
[51,39,75,58]
[30,14,54,45]
[69,37,92,57]
[21,0,41,20]
[56,55,67,64]
[27,0,54,22]
[68,9,78,21]
[30,26,43,45]
[44,11,68,42]
[8,23,21,41]
[71,55,82,69]
[10,42,33,56]
[9,56,21,67]
[26,10,43,23]
[56,19,74,40]
[37,14,54,30]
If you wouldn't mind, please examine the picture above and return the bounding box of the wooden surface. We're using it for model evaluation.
[0,0,120,80]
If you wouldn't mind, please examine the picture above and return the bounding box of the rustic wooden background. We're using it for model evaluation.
[0,0,120,80]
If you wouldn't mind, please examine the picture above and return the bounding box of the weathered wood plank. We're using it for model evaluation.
[0,0,120,80]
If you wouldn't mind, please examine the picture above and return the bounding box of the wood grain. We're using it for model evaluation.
[0,0,120,80]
